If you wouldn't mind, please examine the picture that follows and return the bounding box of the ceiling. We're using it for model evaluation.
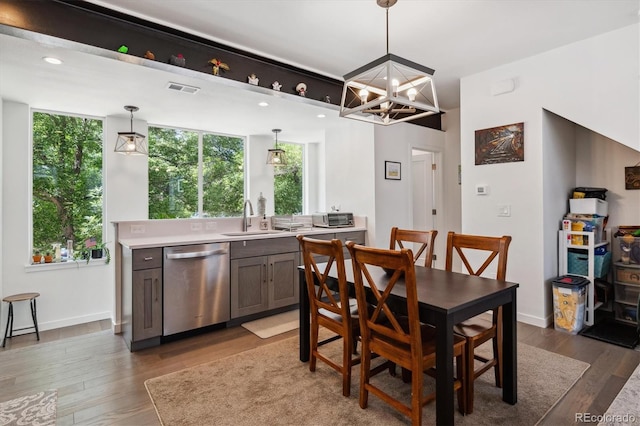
[1,0,639,141]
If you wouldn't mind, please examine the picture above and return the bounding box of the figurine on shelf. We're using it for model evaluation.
[170,53,186,67]
[296,82,307,97]
[248,73,259,85]
[208,58,229,76]
[144,50,155,60]
[272,81,282,91]
[324,95,331,103]
[117,45,129,54]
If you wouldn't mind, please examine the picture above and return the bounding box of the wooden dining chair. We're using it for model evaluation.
[389,227,438,267]
[445,231,512,414]
[347,242,466,425]
[297,235,361,397]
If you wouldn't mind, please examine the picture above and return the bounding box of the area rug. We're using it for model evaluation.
[240,309,299,339]
[145,334,589,426]
[0,390,57,426]
[598,360,640,426]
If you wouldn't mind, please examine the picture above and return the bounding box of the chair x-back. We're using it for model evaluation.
[347,242,466,425]
[297,235,360,397]
[445,231,512,414]
[389,227,438,268]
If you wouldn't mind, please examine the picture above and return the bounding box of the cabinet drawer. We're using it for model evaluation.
[133,248,163,270]
[615,283,640,305]
[230,237,299,259]
[335,230,365,245]
[615,266,640,285]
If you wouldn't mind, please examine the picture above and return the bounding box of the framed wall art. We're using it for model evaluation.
[385,161,401,180]
[475,122,524,165]
[625,166,640,189]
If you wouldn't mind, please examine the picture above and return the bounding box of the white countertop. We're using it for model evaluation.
[118,226,367,249]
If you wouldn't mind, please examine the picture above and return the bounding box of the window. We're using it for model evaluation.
[32,111,104,256]
[274,142,303,215]
[148,126,244,218]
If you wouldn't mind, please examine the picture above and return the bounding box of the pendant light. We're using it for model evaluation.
[266,128,287,165]
[340,0,440,126]
[115,105,148,155]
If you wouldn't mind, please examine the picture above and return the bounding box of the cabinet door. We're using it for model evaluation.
[269,252,299,309]
[231,257,269,318]
[132,268,162,341]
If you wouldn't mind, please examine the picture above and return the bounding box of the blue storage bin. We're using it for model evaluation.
[567,250,611,278]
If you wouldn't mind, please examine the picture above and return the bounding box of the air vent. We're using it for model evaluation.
[166,82,200,94]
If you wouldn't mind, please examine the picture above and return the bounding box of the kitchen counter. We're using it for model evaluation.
[118,226,367,249]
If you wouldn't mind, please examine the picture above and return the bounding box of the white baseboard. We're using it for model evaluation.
[34,311,112,333]
[517,312,552,328]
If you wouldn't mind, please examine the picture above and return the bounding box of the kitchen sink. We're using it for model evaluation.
[220,230,287,236]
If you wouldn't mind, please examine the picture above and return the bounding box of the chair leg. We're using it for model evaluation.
[342,332,352,397]
[494,331,503,388]
[2,303,13,348]
[30,298,40,341]
[359,344,371,409]
[456,349,467,415]
[410,363,423,426]
[309,321,319,372]
[465,337,476,414]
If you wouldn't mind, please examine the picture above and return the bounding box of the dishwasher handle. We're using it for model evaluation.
[166,248,228,260]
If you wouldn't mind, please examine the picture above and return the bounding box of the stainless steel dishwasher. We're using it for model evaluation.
[163,242,230,336]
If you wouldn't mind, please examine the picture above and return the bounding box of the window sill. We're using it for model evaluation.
[24,258,108,273]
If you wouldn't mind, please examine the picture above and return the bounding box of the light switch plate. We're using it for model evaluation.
[498,205,511,217]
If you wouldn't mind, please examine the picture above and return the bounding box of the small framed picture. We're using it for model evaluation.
[385,161,401,180]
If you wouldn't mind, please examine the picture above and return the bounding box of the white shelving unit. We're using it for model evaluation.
[558,230,609,326]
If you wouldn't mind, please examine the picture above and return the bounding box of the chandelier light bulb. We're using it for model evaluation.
[391,79,399,96]
[407,88,417,102]
[359,89,369,103]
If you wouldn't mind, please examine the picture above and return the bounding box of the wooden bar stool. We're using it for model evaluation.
[2,292,40,347]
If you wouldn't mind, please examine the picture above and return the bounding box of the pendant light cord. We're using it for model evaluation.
[386,6,389,54]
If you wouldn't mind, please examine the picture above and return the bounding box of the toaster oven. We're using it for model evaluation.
[312,212,354,228]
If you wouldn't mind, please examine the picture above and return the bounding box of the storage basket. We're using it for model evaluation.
[567,251,611,278]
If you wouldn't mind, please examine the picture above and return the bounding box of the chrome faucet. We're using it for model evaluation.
[242,199,254,232]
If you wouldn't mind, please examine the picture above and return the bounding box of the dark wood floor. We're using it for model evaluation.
[0,319,638,425]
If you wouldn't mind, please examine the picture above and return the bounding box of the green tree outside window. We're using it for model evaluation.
[32,111,104,254]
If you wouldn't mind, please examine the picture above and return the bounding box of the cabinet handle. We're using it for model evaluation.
[144,256,154,261]
[263,264,267,284]
[154,278,159,302]
[270,262,274,282]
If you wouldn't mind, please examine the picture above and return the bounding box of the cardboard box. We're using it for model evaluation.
[569,198,608,216]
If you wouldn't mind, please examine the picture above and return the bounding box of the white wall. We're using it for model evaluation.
[1,102,114,333]
[575,127,640,229]
[324,120,377,242]
[373,122,449,255]
[542,110,577,320]
[461,24,640,327]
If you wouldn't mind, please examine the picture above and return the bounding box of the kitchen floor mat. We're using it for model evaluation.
[579,318,639,349]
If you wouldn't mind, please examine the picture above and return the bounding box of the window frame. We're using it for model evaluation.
[29,108,106,267]
[147,124,247,219]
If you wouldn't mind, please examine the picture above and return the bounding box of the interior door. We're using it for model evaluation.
[412,150,438,267]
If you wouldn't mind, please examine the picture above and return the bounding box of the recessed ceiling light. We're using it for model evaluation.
[42,56,63,65]
[258,101,269,107]
[317,114,326,118]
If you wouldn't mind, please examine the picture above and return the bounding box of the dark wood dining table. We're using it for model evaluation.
[298,260,519,425]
